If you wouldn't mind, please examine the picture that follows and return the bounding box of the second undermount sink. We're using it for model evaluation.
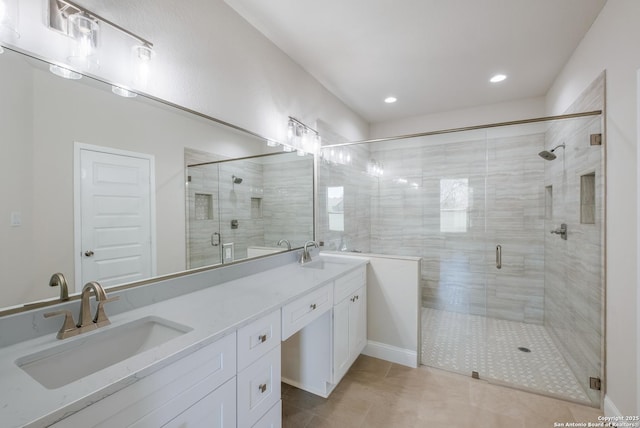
[16,316,192,389]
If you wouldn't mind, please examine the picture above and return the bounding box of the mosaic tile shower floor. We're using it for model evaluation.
[421,307,590,403]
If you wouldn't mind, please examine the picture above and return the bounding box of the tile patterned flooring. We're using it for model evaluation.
[282,355,603,428]
[421,308,591,404]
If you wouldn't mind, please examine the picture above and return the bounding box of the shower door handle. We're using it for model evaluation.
[211,232,221,247]
[496,245,502,269]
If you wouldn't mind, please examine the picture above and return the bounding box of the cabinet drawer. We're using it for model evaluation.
[52,333,236,428]
[237,309,281,371]
[162,377,236,428]
[333,266,365,304]
[252,400,282,428]
[237,345,281,428]
[282,284,332,340]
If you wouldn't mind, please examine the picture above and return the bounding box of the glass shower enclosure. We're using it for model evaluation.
[317,112,604,406]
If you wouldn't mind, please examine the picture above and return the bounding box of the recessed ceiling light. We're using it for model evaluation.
[490,74,507,83]
[384,96,397,104]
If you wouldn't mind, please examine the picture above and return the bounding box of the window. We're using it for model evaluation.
[440,178,469,233]
[327,186,344,231]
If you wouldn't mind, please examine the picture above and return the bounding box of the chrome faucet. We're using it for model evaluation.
[44,281,118,339]
[299,240,319,264]
[49,272,69,301]
[277,239,291,250]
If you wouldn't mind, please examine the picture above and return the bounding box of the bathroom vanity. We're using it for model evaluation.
[0,254,368,428]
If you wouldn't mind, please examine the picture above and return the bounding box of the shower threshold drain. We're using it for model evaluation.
[518,347,532,353]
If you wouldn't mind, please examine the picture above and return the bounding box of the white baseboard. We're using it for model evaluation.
[362,340,418,368]
[604,395,622,418]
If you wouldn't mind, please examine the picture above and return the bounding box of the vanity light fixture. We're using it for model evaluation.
[490,74,507,83]
[384,96,397,104]
[48,0,155,76]
[111,85,137,98]
[287,117,320,156]
[0,0,20,39]
[266,140,279,147]
[49,64,82,80]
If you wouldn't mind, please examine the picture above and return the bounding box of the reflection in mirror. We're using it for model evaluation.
[186,152,314,269]
[0,47,315,313]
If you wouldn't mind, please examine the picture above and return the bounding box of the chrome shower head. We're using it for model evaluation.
[232,175,243,184]
[538,143,565,161]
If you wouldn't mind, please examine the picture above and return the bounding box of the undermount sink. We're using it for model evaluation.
[16,316,192,389]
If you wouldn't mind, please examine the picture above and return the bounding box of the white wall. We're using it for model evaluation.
[3,0,368,145]
[546,0,639,416]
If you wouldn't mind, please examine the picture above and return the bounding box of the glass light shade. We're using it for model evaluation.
[132,44,154,87]
[112,85,137,98]
[282,145,294,152]
[266,140,278,147]
[67,13,99,70]
[49,64,82,80]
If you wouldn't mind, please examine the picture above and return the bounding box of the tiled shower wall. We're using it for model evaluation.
[262,156,314,249]
[368,132,546,323]
[186,151,313,268]
[543,73,604,404]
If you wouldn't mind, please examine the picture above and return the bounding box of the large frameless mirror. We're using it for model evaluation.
[0,47,315,314]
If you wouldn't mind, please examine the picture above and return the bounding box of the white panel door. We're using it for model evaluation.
[77,145,155,289]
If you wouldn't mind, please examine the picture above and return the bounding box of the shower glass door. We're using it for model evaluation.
[482,116,604,406]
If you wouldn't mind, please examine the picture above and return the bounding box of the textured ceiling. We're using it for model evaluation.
[224,0,607,123]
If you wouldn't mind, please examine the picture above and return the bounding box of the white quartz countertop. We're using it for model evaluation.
[0,255,368,428]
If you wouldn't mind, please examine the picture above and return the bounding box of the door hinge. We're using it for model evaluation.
[589,377,601,390]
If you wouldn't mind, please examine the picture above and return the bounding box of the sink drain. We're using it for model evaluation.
[518,347,532,353]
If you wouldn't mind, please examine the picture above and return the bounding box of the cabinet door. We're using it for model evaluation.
[237,345,281,428]
[349,286,367,359]
[332,297,350,383]
[162,377,236,428]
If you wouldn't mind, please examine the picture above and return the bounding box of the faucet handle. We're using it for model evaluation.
[44,310,79,340]
[94,296,120,327]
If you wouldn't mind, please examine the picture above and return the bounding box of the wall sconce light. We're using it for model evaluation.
[0,0,19,39]
[48,0,154,78]
[286,117,320,156]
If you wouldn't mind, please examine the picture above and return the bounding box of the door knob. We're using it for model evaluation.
[84,250,95,257]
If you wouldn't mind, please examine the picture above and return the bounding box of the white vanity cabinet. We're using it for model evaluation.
[50,333,237,428]
[281,265,367,397]
[332,286,366,384]
[236,310,282,428]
